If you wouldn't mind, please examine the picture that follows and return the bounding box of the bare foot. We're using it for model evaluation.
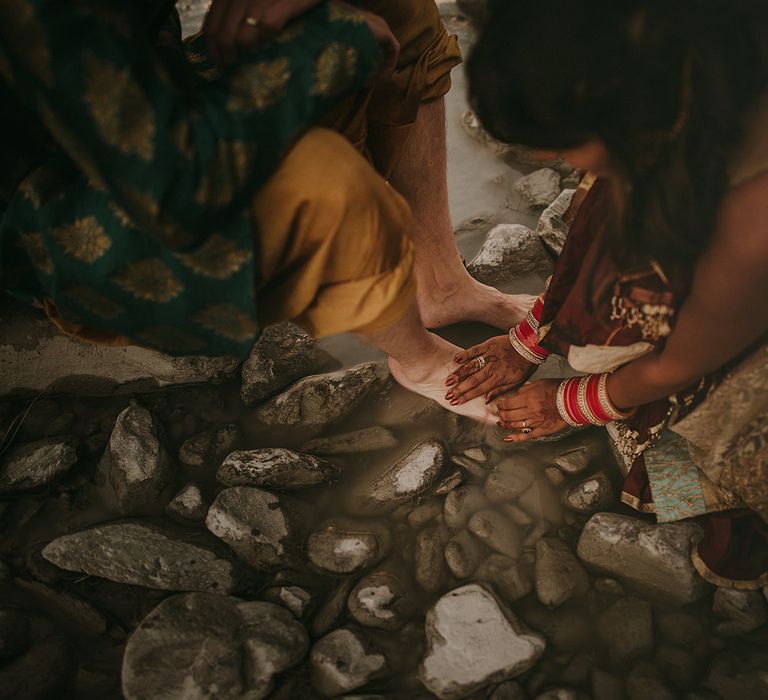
[387,334,498,425]
[417,272,537,330]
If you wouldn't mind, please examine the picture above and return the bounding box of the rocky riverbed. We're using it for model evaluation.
[1,3,766,699]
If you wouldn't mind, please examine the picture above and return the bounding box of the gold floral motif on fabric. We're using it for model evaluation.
[609,295,675,342]
[193,303,257,342]
[2,0,53,85]
[82,53,156,161]
[194,141,251,208]
[174,234,252,279]
[118,185,161,230]
[227,58,291,111]
[310,43,357,98]
[38,102,107,190]
[328,3,365,23]
[65,285,125,319]
[50,216,111,263]
[18,167,68,208]
[137,326,207,353]
[109,201,135,229]
[112,258,184,302]
[18,233,53,275]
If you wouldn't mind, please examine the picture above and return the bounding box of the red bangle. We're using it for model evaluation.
[556,373,633,426]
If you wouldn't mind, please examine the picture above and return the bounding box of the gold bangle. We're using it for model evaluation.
[598,372,633,420]
[509,327,545,365]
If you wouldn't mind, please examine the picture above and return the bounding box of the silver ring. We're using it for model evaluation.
[522,427,532,434]
[475,355,487,371]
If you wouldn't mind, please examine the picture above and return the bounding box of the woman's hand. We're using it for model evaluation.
[496,378,569,442]
[445,336,536,406]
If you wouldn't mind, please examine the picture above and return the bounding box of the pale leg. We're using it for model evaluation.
[388,97,536,329]
[356,303,497,424]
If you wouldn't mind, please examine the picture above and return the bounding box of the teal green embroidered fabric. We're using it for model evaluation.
[0,0,380,356]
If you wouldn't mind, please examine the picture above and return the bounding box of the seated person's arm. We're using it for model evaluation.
[607,172,768,409]
[0,0,381,249]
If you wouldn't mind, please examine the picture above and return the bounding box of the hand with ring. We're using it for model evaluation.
[496,378,569,442]
[204,0,324,67]
[444,335,537,407]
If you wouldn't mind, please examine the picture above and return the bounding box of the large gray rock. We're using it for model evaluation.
[254,363,386,428]
[0,437,77,494]
[240,322,329,405]
[302,427,398,455]
[123,593,308,700]
[347,440,447,515]
[0,298,238,398]
[178,423,241,473]
[467,224,551,285]
[96,404,171,514]
[206,487,304,569]
[514,168,562,209]
[576,513,710,604]
[42,522,251,592]
[419,584,546,699]
[415,524,450,593]
[310,627,387,697]
[217,448,339,490]
[536,189,576,256]
[307,518,391,574]
[534,538,590,607]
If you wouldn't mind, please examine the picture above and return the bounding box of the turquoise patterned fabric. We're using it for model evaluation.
[0,0,381,357]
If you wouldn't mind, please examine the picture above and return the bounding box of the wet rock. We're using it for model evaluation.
[475,554,533,603]
[502,503,534,527]
[467,224,551,285]
[263,585,312,618]
[24,543,69,584]
[452,445,493,480]
[434,469,464,495]
[485,454,537,503]
[444,483,487,529]
[312,578,356,638]
[310,627,387,697]
[536,189,576,256]
[657,610,704,647]
[597,597,653,665]
[514,168,562,209]
[591,668,625,700]
[42,521,252,592]
[165,482,208,523]
[408,498,443,529]
[348,570,412,630]
[594,577,624,597]
[626,661,676,700]
[712,587,768,636]
[563,472,614,514]
[347,440,446,515]
[0,609,29,660]
[419,584,546,699]
[523,521,552,549]
[544,467,565,487]
[14,579,107,636]
[489,681,527,700]
[307,518,391,575]
[445,530,486,579]
[577,513,709,604]
[178,423,241,474]
[96,404,171,514]
[0,437,77,494]
[519,479,564,524]
[534,690,590,700]
[701,650,768,698]
[0,614,71,700]
[255,362,386,428]
[551,438,602,475]
[415,524,450,593]
[518,605,592,655]
[218,448,339,490]
[655,644,699,691]
[123,593,308,700]
[241,321,329,404]
[206,487,304,569]
[469,509,524,558]
[534,538,590,607]
[302,427,398,455]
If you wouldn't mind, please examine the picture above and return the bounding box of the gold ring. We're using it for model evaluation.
[243,16,258,26]
[475,355,487,371]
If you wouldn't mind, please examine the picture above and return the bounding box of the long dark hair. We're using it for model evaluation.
[467,0,768,267]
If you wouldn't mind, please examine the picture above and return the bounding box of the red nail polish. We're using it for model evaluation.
[450,399,459,406]
[445,392,454,400]
[446,378,456,387]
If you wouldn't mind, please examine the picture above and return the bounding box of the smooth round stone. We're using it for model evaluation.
[310,628,387,697]
[534,538,591,608]
[474,554,533,603]
[348,570,411,630]
[484,456,536,504]
[217,448,339,490]
[468,509,524,559]
[307,518,391,575]
[444,484,487,530]
[563,472,614,514]
[445,530,486,579]
[415,524,450,593]
[597,597,654,665]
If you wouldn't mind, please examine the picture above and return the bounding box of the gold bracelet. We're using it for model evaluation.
[598,372,634,420]
[509,328,546,365]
